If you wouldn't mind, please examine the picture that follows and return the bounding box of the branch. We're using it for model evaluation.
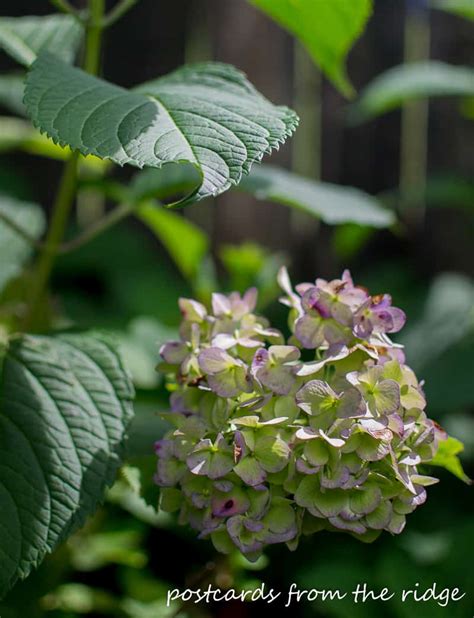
[102,0,140,28]
[59,203,133,254]
[1,200,135,257]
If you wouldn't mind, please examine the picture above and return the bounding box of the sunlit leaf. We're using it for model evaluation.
[25,53,298,206]
[431,0,474,20]
[249,0,372,97]
[240,164,395,227]
[429,437,471,484]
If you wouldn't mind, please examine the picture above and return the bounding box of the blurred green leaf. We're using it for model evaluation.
[0,14,83,67]
[249,0,372,97]
[429,437,471,484]
[108,467,165,526]
[352,61,474,122]
[137,201,209,281]
[117,316,177,389]
[0,73,26,116]
[431,0,474,20]
[130,163,201,204]
[0,193,45,293]
[0,333,134,598]
[332,224,374,260]
[240,164,395,227]
[401,273,474,370]
[69,530,147,571]
[42,583,119,614]
[220,242,285,307]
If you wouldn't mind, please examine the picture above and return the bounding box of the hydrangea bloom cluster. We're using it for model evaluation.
[155,268,446,560]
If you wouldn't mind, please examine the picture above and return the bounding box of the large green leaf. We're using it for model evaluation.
[0,194,45,293]
[240,164,395,227]
[431,0,474,21]
[0,14,83,67]
[249,0,372,97]
[24,53,298,206]
[429,437,471,484]
[0,333,134,598]
[352,61,474,122]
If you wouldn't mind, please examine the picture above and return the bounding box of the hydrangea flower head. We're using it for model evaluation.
[155,268,449,560]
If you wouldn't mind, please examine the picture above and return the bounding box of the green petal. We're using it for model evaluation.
[304,439,329,466]
[234,457,266,486]
[350,484,382,515]
[255,435,290,473]
[364,500,392,529]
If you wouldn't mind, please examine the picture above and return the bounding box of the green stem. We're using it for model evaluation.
[24,0,106,330]
[83,0,105,76]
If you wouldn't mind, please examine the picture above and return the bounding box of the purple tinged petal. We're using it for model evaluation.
[320,466,351,489]
[212,292,231,316]
[295,314,325,349]
[329,516,366,535]
[212,333,237,349]
[179,298,207,322]
[198,347,235,374]
[160,341,189,364]
[296,458,322,474]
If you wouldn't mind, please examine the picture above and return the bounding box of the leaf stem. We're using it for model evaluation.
[102,0,140,28]
[49,0,83,21]
[0,211,45,251]
[24,0,106,330]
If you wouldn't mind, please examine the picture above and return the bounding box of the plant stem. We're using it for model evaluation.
[399,5,430,224]
[24,0,106,330]
[102,0,140,28]
[83,0,105,76]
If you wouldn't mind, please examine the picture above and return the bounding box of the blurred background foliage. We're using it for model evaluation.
[0,0,473,616]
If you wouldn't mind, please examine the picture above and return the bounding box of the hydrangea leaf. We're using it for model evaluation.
[0,194,45,293]
[428,437,471,484]
[24,53,298,206]
[240,165,394,227]
[249,0,372,97]
[0,333,134,599]
[0,14,83,67]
